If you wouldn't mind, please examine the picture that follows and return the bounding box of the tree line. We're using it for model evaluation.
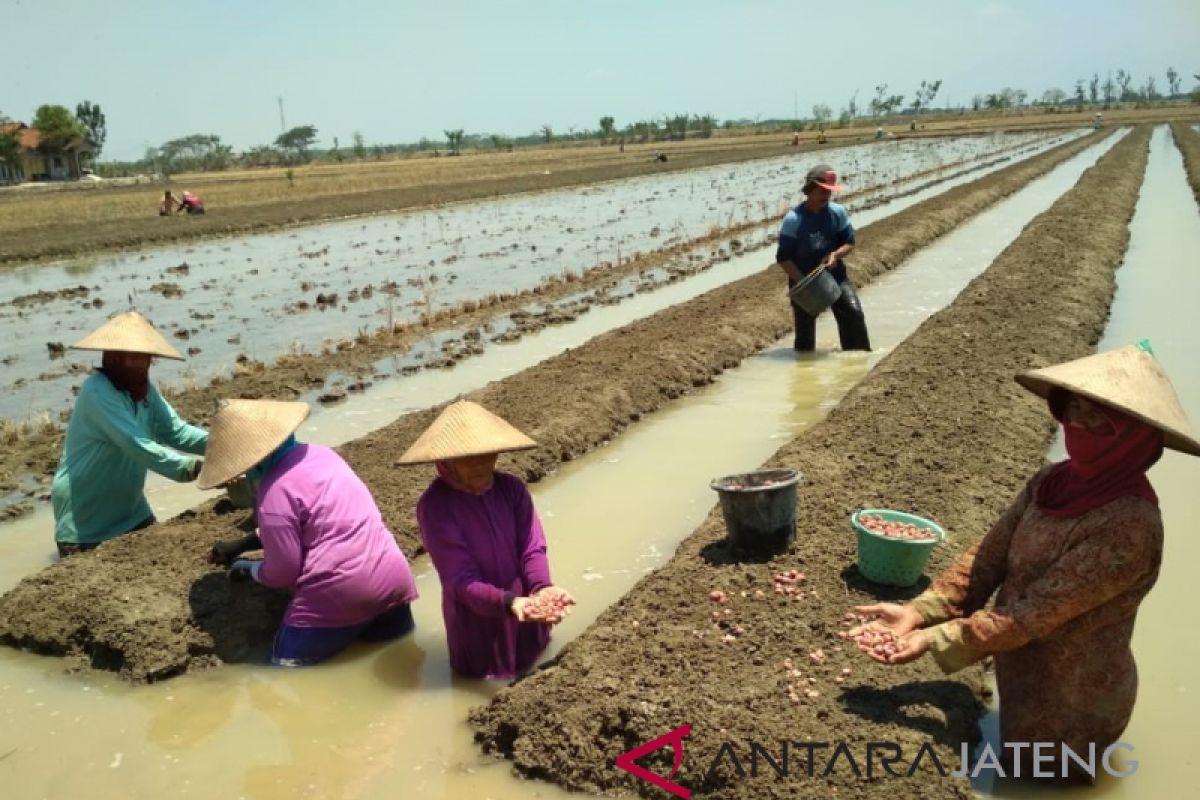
[0,101,106,175]
[8,65,1198,179]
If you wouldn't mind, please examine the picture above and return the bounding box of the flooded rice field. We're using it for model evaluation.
[0,125,1152,800]
[0,131,1121,800]
[0,131,1080,425]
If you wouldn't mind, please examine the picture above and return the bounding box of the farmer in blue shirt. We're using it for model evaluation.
[775,164,871,352]
[51,310,208,557]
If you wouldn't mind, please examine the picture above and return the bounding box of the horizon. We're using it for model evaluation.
[4,0,1198,161]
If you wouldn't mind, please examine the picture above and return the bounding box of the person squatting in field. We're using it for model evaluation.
[51,310,208,558]
[775,163,871,352]
[848,343,1199,784]
[401,400,575,680]
[201,399,418,667]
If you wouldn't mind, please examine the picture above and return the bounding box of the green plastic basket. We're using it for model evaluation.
[851,509,945,587]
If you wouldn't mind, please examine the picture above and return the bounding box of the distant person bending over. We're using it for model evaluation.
[177,190,205,215]
[774,164,871,352]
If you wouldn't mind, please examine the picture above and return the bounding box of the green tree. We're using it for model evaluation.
[540,124,553,144]
[844,90,859,120]
[1102,74,1116,105]
[1088,73,1100,105]
[694,114,716,138]
[244,145,281,168]
[598,116,615,142]
[1074,80,1086,105]
[275,125,318,162]
[1115,69,1134,101]
[352,131,366,159]
[1042,87,1067,107]
[0,127,20,176]
[75,100,106,157]
[159,134,227,171]
[443,129,465,155]
[1142,76,1158,101]
[665,114,690,141]
[922,79,942,110]
[32,104,86,150]
[811,104,832,125]
[1166,67,1180,97]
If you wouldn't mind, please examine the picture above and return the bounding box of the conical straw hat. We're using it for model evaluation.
[197,399,310,489]
[1015,344,1200,456]
[71,310,184,360]
[396,400,536,465]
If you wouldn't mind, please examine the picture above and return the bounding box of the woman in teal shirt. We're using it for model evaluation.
[52,311,208,557]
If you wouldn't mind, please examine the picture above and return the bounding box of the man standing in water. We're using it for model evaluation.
[775,164,871,352]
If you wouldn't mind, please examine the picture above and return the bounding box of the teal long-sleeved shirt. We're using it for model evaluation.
[51,372,208,545]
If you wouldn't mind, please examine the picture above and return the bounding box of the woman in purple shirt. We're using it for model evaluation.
[199,399,419,667]
[399,400,575,680]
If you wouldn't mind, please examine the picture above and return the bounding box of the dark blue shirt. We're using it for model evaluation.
[775,201,856,283]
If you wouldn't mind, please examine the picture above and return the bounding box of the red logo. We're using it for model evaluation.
[614,723,692,799]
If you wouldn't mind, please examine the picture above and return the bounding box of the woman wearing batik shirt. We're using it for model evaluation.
[848,344,1199,782]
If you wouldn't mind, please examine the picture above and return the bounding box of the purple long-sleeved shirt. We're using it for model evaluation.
[256,444,418,628]
[416,471,552,679]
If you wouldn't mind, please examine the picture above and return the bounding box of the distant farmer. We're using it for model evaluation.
[775,164,871,352]
[874,125,885,141]
[848,344,1199,783]
[51,310,208,557]
[200,400,419,667]
[400,400,575,680]
[159,190,177,216]
[177,190,205,215]
[653,151,669,163]
[816,130,827,145]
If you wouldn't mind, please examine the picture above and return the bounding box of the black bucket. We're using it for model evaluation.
[710,469,801,556]
[789,266,842,316]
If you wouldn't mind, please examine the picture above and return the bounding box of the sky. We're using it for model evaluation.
[3,0,1198,161]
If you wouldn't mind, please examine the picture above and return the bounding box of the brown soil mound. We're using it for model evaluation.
[466,129,1150,799]
[0,131,1110,683]
[1171,123,1200,206]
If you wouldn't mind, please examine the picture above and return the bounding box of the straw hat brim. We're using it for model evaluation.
[71,310,185,361]
[1015,345,1200,457]
[396,400,537,465]
[197,400,310,489]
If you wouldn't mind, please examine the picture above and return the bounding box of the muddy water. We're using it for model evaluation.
[0,135,1118,799]
[971,127,1200,798]
[0,132,1081,423]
